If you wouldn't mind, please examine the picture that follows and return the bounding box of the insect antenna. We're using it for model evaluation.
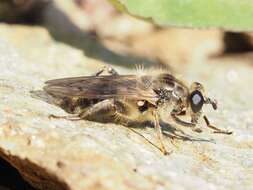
[205,98,217,110]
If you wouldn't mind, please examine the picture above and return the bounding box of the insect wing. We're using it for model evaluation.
[44,75,158,103]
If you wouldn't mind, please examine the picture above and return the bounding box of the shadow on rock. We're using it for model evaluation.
[160,121,214,143]
[41,3,156,68]
[0,148,70,190]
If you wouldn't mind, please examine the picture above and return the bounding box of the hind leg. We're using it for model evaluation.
[94,66,119,76]
[49,99,116,121]
[78,99,116,120]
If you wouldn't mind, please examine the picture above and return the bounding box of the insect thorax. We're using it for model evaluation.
[153,74,189,107]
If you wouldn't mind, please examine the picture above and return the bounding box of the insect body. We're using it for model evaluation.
[43,66,232,155]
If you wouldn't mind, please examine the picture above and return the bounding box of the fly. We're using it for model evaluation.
[43,66,232,155]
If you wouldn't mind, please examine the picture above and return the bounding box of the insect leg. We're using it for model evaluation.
[78,99,116,119]
[114,109,171,155]
[113,111,134,126]
[49,99,116,121]
[152,111,170,155]
[176,110,186,116]
[203,115,233,135]
[49,114,80,120]
[108,110,170,154]
[170,110,202,133]
[94,66,119,76]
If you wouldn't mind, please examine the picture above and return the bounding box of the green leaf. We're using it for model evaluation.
[109,0,253,31]
[108,0,127,12]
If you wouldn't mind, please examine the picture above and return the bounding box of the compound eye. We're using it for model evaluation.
[190,90,204,113]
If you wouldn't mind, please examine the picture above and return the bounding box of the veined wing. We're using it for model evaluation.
[44,75,158,104]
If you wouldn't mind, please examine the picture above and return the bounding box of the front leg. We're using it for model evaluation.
[203,115,232,135]
[170,109,202,133]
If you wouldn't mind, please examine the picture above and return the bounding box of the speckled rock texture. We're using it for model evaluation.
[0,2,253,190]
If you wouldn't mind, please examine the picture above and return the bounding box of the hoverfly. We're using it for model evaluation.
[43,66,232,155]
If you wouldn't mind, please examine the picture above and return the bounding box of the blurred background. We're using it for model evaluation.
[1,0,253,70]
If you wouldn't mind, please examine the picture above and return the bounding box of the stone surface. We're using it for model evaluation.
[0,2,253,190]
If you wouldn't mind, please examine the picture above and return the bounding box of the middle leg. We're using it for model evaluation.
[152,110,170,155]
[114,110,170,155]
